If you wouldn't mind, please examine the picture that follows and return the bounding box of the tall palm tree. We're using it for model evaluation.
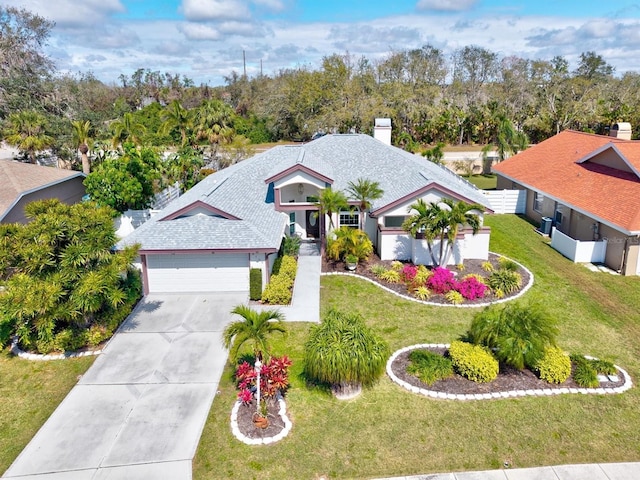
[194,99,235,158]
[312,188,349,232]
[3,111,54,164]
[160,100,192,147]
[304,309,389,399]
[71,120,92,174]
[110,112,147,147]
[402,199,449,266]
[346,178,383,230]
[223,305,286,361]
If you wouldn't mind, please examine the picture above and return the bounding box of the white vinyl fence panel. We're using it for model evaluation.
[482,190,526,214]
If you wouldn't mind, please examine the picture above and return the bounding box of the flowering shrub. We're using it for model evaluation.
[457,276,487,300]
[235,355,292,404]
[401,264,418,283]
[426,267,458,294]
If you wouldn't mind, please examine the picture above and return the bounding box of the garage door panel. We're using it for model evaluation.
[146,253,249,293]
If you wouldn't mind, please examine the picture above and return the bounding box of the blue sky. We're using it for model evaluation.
[7,0,640,85]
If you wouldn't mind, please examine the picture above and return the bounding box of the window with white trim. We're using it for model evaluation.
[533,192,544,213]
[339,211,359,228]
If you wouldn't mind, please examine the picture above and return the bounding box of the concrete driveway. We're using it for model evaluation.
[4,293,246,480]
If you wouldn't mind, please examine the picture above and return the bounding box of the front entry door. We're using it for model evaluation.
[305,210,320,238]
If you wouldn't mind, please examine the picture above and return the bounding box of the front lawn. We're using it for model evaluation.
[465,173,497,190]
[193,214,640,479]
[0,352,95,475]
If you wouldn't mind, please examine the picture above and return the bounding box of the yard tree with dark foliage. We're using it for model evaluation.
[0,199,141,354]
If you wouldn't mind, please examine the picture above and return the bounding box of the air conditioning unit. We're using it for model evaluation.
[539,217,553,235]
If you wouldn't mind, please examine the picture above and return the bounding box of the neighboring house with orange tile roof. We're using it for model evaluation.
[493,129,640,275]
[0,160,86,224]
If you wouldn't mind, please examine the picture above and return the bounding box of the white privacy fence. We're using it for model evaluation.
[550,227,607,263]
[482,190,526,214]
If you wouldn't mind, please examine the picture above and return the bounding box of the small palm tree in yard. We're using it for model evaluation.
[223,305,287,361]
[346,178,383,230]
[304,309,389,399]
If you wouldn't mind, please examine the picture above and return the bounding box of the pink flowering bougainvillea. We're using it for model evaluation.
[235,355,292,404]
[456,276,487,300]
[426,267,458,294]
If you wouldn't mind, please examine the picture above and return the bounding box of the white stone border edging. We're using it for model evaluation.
[230,398,293,445]
[387,344,633,400]
[10,337,102,361]
[321,252,534,308]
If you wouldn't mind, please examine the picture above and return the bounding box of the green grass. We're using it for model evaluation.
[0,352,94,474]
[194,213,640,478]
[464,174,497,190]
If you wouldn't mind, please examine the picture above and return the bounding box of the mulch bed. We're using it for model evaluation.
[322,252,530,305]
[235,398,287,439]
[390,347,626,395]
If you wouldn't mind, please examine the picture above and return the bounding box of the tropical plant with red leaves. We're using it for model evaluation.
[235,355,292,404]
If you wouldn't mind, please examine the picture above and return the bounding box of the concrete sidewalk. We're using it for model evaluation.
[258,241,321,323]
[3,293,244,480]
[374,462,640,479]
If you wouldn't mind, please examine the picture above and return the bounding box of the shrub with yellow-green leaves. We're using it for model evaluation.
[448,340,498,383]
[534,347,571,384]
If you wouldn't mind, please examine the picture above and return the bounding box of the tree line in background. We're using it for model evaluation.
[2,5,639,184]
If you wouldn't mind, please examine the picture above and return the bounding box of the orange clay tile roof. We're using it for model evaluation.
[493,130,640,234]
[0,160,84,218]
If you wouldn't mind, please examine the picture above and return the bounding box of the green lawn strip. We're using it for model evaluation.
[0,352,94,475]
[194,214,640,478]
[464,174,497,190]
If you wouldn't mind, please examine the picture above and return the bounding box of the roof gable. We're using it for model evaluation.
[577,143,640,179]
[160,200,240,221]
[264,156,334,185]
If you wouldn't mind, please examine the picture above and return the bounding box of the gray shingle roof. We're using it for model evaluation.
[118,134,490,252]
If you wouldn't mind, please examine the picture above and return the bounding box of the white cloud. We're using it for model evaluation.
[177,22,222,40]
[416,0,477,12]
[4,0,125,27]
[180,0,250,21]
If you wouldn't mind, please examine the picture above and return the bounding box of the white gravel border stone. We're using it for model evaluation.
[387,344,633,401]
[230,398,292,445]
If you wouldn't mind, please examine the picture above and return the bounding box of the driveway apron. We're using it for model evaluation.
[3,292,246,480]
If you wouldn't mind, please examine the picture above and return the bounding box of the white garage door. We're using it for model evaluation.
[146,253,249,293]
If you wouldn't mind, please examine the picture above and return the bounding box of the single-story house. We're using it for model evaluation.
[493,126,640,275]
[118,127,492,295]
[0,160,86,224]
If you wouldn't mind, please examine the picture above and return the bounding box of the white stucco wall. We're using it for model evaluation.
[411,238,462,266]
[462,231,490,260]
[379,233,412,260]
[382,189,453,217]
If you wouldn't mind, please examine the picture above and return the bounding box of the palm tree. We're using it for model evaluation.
[326,226,373,261]
[402,199,449,266]
[194,99,235,158]
[304,309,389,399]
[110,112,147,147]
[346,178,383,230]
[160,100,192,147]
[3,111,54,164]
[437,198,483,266]
[223,305,287,361]
[311,188,349,256]
[402,198,482,266]
[482,114,528,174]
[71,120,92,174]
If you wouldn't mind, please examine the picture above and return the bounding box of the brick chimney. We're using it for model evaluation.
[373,118,392,146]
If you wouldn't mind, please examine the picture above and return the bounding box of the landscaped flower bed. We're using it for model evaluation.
[322,252,531,305]
[388,345,630,399]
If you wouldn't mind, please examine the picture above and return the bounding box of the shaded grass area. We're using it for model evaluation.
[0,352,94,474]
[194,214,640,479]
